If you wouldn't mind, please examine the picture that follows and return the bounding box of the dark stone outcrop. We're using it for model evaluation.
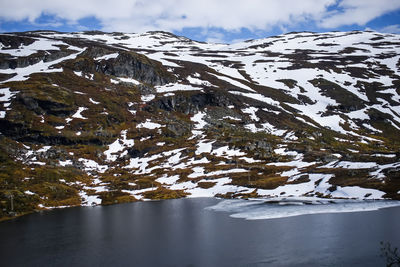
[96,51,175,86]
[0,35,35,49]
[127,147,152,158]
[16,93,74,117]
[149,90,233,114]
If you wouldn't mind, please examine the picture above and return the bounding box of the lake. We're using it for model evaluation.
[1,198,400,266]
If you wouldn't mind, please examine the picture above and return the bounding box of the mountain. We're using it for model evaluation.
[0,30,399,220]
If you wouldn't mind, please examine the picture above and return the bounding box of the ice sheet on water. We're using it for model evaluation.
[206,198,400,220]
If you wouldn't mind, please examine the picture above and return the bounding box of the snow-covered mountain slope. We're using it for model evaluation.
[0,30,399,219]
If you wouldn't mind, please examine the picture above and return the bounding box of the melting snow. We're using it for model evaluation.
[137,119,163,129]
[196,140,214,155]
[242,107,259,121]
[89,98,100,104]
[118,77,141,85]
[59,160,73,167]
[207,198,400,220]
[0,46,85,83]
[155,83,202,93]
[79,191,102,206]
[78,158,108,173]
[187,75,213,87]
[156,175,180,185]
[94,53,119,61]
[71,107,88,119]
[104,130,135,161]
[141,94,155,102]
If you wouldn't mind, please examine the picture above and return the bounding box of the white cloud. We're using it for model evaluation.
[379,24,400,34]
[0,0,333,33]
[319,0,400,28]
[0,0,399,34]
[203,30,227,44]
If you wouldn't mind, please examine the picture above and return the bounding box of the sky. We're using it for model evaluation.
[0,0,399,43]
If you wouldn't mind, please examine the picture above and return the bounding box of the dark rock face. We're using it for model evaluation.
[244,140,272,158]
[97,52,174,86]
[0,123,104,145]
[128,147,152,158]
[150,90,233,114]
[0,35,35,49]
[165,120,191,137]
[0,120,32,140]
[81,46,116,59]
[17,93,74,116]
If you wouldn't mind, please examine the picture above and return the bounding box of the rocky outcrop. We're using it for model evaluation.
[0,34,35,49]
[150,90,234,114]
[96,51,175,86]
[16,93,75,116]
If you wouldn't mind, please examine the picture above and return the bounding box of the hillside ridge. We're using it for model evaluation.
[0,30,399,220]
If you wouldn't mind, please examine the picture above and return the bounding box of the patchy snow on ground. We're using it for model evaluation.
[209,73,255,92]
[187,75,213,87]
[334,161,377,169]
[242,107,259,121]
[191,111,207,129]
[24,190,35,195]
[79,191,102,206]
[36,146,51,153]
[0,88,18,118]
[155,82,202,93]
[211,146,246,157]
[185,178,254,198]
[89,98,100,104]
[230,91,280,106]
[122,187,157,200]
[156,175,180,185]
[59,160,73,167]
[125,154,163,173]
[195,140,214,155]
[71,107,88,120]
[0,45,84,83]
[94,53,119,61]
[78,158,108,173]
[191,111,207,137]
[0,87,18,102]
[74,71,83,77]
[117,77,141,85]
[141,94,155,102]
[137,119,163,129]
[104,130,135,161]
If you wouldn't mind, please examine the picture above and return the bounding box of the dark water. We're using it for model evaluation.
[1,198,399,267]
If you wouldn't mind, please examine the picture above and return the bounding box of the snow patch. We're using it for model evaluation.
[207,198,400,220]
[104,130,135,162]
[95,53,119,61]
[137,119,163,130]
[71,107,88,120]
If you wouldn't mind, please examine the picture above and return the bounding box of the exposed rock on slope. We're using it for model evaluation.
[0,30,399,220]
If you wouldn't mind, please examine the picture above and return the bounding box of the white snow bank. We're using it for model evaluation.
[207,198,400,220]
[104,130,135,161]
[71,107,88,119]
[137,119,163,129]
